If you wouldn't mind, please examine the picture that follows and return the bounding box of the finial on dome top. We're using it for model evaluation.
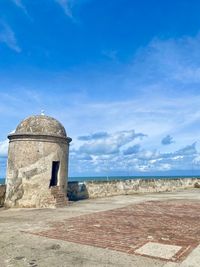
[41,110,45,116]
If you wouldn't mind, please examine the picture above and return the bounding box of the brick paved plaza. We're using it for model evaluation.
[31,200,200,263]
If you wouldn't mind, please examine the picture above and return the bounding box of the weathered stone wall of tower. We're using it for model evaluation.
[5,136,68,208]
[0,185,6,207]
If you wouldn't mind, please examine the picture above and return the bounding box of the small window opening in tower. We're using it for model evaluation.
[49,161,60,187]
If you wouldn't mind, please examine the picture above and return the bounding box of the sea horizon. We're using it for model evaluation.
[1,175,200,185]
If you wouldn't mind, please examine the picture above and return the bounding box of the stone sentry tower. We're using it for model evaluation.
[5,115,72,208]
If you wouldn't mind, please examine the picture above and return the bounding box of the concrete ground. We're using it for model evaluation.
[0,189,200,267]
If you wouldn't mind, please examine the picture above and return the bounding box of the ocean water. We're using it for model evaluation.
[1,175,200,184]
[69,175,200,182]
[0,178,5,184]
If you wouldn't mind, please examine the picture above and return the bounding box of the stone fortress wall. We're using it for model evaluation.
[67,178,200,200]
[68,177,200,200]
[1,178,199,206]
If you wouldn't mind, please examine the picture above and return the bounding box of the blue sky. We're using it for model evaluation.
[1,0,200,177]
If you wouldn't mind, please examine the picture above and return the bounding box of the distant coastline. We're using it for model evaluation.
[1,175,200,185]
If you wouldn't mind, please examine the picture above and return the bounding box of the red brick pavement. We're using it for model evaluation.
[28,200,200,262]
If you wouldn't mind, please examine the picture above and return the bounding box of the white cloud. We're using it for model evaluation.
[0,21,21,52]
[12,0,28,15]
[174,143,197,156]
[55,0,73,18]
[69,126,200,175]
[78,130,146,155]
[54,0,92,20]
[0,140,8,157]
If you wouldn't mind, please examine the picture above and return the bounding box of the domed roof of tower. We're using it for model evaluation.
[15,115,67,138]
